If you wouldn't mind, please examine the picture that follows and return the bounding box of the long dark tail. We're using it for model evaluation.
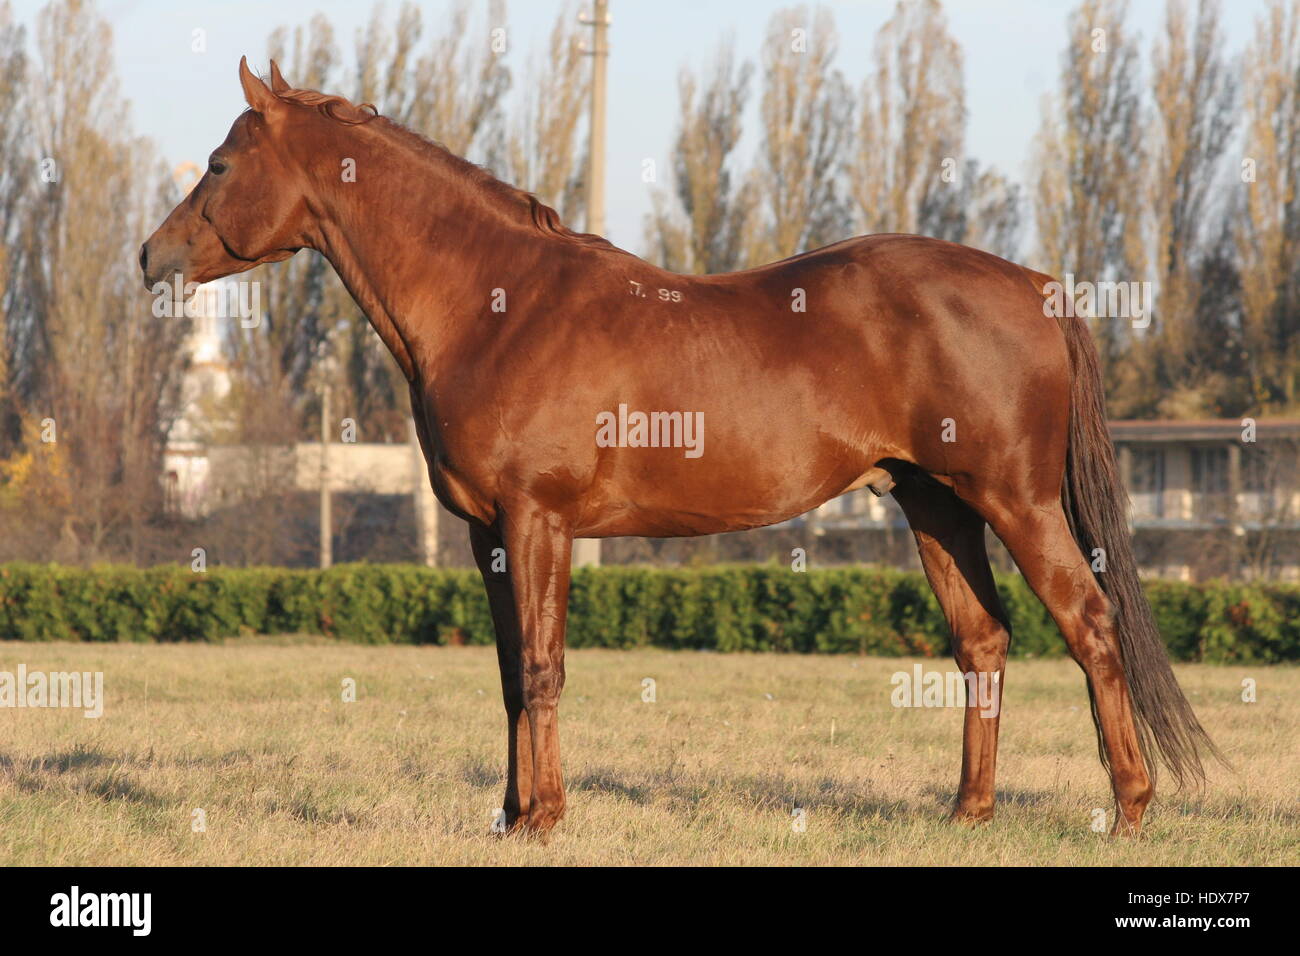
[1057,310,1224,788]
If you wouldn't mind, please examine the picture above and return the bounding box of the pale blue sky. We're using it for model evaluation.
[7,0,1269,248]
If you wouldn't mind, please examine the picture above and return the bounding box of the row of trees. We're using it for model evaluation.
[0,0,184,563]
[0,0,1298,566]
[646,3,1020,274]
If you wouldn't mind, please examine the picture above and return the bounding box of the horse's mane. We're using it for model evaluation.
[275,87,379,125]
[274,86,623,253]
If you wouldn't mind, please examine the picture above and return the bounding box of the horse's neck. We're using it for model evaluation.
[309,151,545,384]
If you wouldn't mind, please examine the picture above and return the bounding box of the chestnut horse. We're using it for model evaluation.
[142,59,1218,835]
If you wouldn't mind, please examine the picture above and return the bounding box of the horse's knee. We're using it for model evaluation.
[953,618,1010,675]
[1066,624,1125,681]
[1061,591,1127,678]
[522,661,564,708]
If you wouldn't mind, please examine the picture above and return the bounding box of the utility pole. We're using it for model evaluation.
[316,339,336,570]
[409,417,439,567]
[319,377,332,569]
[581,0,610,238]
[575,0,610,570]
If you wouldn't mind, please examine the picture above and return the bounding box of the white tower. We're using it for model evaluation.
[162,162,232,518]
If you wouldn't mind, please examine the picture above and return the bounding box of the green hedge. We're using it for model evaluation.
[0,563,1294,662]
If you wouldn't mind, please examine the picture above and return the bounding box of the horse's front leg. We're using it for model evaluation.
[469,522,533,830]
[498,506,573,833]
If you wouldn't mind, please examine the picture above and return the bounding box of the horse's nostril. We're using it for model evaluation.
[139,244,148,274]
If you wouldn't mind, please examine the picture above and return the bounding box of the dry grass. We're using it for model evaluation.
[0,639,1294,865]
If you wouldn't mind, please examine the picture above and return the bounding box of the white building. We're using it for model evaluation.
[163,284,232,519]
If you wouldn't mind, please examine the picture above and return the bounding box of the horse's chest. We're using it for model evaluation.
[426,454,497,526]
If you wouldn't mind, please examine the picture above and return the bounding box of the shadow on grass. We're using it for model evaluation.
[0,744,116,774]
[568,766,925,822]
[0,746,167,807]
[83,773,166,806]
[920,783,1058,810]
[458,758,924,823]
[267,793,365,828]
[458,758,499,789]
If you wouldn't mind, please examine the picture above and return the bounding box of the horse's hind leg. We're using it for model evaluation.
[979,503,1152,834]
[893,475,1010,824]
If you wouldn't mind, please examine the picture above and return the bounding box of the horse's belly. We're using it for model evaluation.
[579,502,800,539]
[575,453,878,538]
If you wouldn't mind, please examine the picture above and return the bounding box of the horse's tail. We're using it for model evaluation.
[1055,305,1223,789]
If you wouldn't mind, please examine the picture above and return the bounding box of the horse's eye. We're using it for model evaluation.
[208,159,227,175]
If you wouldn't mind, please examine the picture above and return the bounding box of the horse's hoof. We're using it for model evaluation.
[949,807,995,826]
[1108,820,1144,839]
[522,805,565,836]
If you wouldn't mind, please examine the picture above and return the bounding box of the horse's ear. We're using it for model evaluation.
[268,60,290,94]
[238,55,277,113]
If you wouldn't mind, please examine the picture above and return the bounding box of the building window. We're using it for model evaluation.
[1190,446,1229,494]
[164,471,180,515]
[1129,447,1165,519]
[1130,448,1165,491]
[1243,445,1275,493]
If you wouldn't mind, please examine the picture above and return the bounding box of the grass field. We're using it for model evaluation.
[0,639,1295,866]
